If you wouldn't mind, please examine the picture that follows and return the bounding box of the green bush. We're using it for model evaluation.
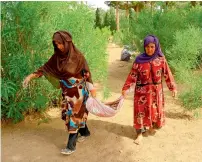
[179,75,202,110]
[112,31,123,46]
[167,26,202,69]
[1,2,110,122]
[124,6,202,56]
[167,27,202,110]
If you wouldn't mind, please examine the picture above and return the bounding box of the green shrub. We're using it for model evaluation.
[112,31,124,46]
[179,75,202,110]
[166,26,202,70]
[1,2,110,122]
[123,6,202,56]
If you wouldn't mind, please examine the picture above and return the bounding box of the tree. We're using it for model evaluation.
[105,1,122,31]
[104,12,110,27]
[95,8,102,29]
[103,7,116,33]
[115,1,120,31]
[109,8,116,32]
[105,1,146,30]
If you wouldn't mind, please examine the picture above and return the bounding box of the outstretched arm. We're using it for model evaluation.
[22,68,43,88]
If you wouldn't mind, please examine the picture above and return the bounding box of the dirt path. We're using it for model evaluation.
[2,44,202,162]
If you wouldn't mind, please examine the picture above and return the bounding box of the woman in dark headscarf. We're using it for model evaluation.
[122,35,177,145]
[23,30,96,155]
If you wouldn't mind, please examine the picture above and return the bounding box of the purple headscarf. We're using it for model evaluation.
[135,35,164,63]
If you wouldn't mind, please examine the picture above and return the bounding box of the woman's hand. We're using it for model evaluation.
[90,89,96,98]
[23,76,31,88]
[22,73,37,88]
[172,90,177,98]
[84,72,90,79]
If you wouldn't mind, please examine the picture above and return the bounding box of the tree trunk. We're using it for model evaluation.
[125,1,129,18]
[116,2,119,31]
[133,5,139,20]
[135,5,140,13]
[125,8,129,18]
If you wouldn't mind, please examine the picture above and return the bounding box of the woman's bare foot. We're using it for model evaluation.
[134,133,143,145]
[142,130,149,137]
[148,127,156,136]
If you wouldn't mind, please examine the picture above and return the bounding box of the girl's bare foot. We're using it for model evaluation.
[134,133,143,145]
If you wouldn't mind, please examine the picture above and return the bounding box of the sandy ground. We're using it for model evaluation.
[2,44,202,162]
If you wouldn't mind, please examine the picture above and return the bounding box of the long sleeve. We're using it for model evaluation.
[122,63,138,91]
[33,66,60,89]
[163,59,176,91]
[33,67,44,78]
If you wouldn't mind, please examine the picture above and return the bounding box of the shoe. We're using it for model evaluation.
[61,148,75,155]
[77,136,88,143]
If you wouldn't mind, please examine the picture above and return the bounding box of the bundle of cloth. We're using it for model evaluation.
[86,96,124,117]
[86,85,135,117]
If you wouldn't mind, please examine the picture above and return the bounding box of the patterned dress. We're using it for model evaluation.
[122,56,176,130]
[60,77,91,133]
[34,70,93,134]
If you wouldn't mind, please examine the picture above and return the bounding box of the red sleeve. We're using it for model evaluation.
[122,63,138,91]
[163,58,177,91]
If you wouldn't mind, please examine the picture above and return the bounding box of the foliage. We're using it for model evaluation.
[1,2,110,122]
[103,8,116,33]
[112,31,123,46]
[105,1,146,12]
[167,27,202,71]
[95,8,102,29]
[178,75,202,110]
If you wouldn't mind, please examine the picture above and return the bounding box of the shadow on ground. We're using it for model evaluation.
[2,117,135,162]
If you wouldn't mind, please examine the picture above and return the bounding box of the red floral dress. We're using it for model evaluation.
[122,56,176,130]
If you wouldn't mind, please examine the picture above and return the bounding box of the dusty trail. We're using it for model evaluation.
[2,44,202,162]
